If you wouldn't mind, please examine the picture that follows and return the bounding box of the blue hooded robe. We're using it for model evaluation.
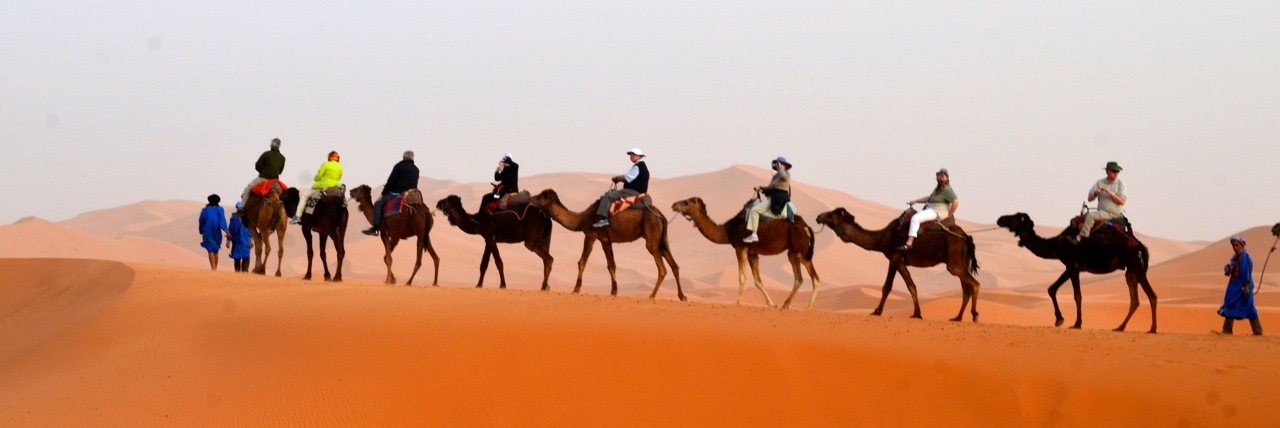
[227,212,252,259]
[198,205,228,253]
[1219,250,1259,319]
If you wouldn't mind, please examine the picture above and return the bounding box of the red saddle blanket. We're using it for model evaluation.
[383,189,423,216]
[251,179,289,196]
[609,193,651,216]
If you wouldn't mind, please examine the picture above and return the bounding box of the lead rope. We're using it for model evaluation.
[1255,223,1280,295]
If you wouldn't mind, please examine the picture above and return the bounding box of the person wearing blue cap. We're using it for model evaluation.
[1219,236,1263,335]
[744,156,793,243]
[227,201,253,272]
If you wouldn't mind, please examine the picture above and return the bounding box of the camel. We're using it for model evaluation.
[996,212,1158,333]
[671,197,820,309]
[298,187,349,281]
[815,207,981,321]
[529,189,684,301]
[350,185,440,286]
[435,194,554,290]
[243,186,299,277]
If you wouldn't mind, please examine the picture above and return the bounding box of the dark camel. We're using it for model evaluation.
[350,185,440,286]
[529,189,684,301]
[435,194,554,290]
[243,186,299,277]
[815,208,981,321]
[996,212,1158,332]
[298,188,349,281]
[671,197,820,309]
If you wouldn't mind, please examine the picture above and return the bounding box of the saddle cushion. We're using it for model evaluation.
[894,208,956,236]
[609,193,652,216]
[383,189,422,217]
[251,179,289,196]
[1070,215,1131,236]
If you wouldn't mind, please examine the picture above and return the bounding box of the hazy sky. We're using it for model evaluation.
[3,1,1277,241]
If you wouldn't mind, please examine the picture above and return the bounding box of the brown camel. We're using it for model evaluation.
[671,197,820,309]
[435,194,554,290]
[996,212,1157,332]
[298,187,349,281]
[529,189,684,301]
[815,207,981,321]
[351,185,440,286]
[243,186,299,277]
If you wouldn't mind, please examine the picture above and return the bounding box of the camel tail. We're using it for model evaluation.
[966,235,980,275]
[283,188,301,218]
[804,222,816,261]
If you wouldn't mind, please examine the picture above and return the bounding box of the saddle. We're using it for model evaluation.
[608,193,653,216]
[739,198,797,222]
[894,207,957,237]
[251,179,289,196]
[303,185,347,215]
[482,191,532,214]
[1070,214,1134,238]
[384,189,424,217]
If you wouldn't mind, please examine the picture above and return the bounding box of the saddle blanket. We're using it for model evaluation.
[895,208,956,236]
[483,191,531,214]
[741,201,798,222]
[609,193,652,216]
[1071,215,1131,236]
[304,185,346,214]
[383,189,423,217]
[251,179,289,196]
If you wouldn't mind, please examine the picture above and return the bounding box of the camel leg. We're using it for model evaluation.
[645,237,668,300]
[734,248,749,305]
[332,231,345,282]
[574,237,595,294]
[383,237,398,285]
[951,269,982,322]
[601,242,619,296]
[406,234,425,286]
[1138,274,1158,333]
[660,249,684,302]
[1069,272,1083,329]
[747,253,776,308]
[424,232,440,286]
[873,265,899,316]
[1045,271,1072,327]
[1114,272,1141,332]
[896,264,922,319]
[492,242,507,289]
[802,259,821,311]
[273,228,285,277]
[303,230,315,280]
[527,243,554,292]
[782,253,804,310]
[477,243,493,288]
[319,233,332,281]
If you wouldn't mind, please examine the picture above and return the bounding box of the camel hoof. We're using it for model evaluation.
[304,275,313,280]
[911,315,923,319]
[331,278,342,283]
[541,286,550,292]
[1054,318,1065,327]
[678,295,687,302]
[949,317,962,322]
[1070,324,1082,330]
[1112,327,1126,332]
[1147,329,1158,334]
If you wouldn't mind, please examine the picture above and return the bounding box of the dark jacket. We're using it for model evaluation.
[494,161,519,194]
[623,161,649,193]
[383,159,420,195]
[255,148,286,179]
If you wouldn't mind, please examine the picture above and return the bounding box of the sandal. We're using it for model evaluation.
[898,244,912,251]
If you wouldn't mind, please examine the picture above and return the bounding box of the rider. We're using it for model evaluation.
[744,156,792,243]
[1073,161,1126,243]
[292,151,343,224]
[901,168,958,250]
[362,150,420,236]
[240,138,286,206]
[477,152,520,216]
[593,148,648,228]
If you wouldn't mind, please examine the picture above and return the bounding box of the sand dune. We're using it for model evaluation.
[0,259,1276,426]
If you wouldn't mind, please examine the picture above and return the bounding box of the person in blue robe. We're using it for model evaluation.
[227,202,252,272]
[198,194,228,271]
[1219,236,1263,335]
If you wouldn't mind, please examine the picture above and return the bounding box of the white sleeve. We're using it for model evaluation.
[624,165,640,182]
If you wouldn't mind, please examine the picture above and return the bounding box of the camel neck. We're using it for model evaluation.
[542,199,593,231]
[687,208,732,244]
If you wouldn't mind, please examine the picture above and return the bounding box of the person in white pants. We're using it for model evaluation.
[901,168,959,250]
[743,156,792,243]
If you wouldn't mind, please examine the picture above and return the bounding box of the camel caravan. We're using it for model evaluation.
[211,139,1159,332]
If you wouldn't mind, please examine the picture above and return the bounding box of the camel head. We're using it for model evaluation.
[996,212,1034,233]
[350,185,373,207]
[815,207,854,228]
[529,189,560,208]
[435,195,464,225]
[670,197,706,221]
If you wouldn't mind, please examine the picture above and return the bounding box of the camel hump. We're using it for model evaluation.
[608,193,653,216]
[1071,214,1134,237]
[497,190,531,211]
[318,185,346,200]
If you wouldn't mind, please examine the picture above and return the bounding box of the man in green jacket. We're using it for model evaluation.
[240,138,287,205]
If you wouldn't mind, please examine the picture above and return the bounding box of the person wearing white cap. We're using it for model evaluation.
[593,148,649,228]
[477,153,520,216]
[901,168,958,251]
[744,156,793,243]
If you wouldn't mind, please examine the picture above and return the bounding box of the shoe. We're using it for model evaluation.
[743,233,759,243]
[289,216,300,224]
[898,243,912,251]
[592,219,610,228]
[1065,235,1079,245]
[362,227,379,236]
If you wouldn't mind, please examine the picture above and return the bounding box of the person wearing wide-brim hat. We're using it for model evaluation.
[744,156,794,243]
[901,168,959,250]
[593,148,650,228]
[1074,161,1127,243]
